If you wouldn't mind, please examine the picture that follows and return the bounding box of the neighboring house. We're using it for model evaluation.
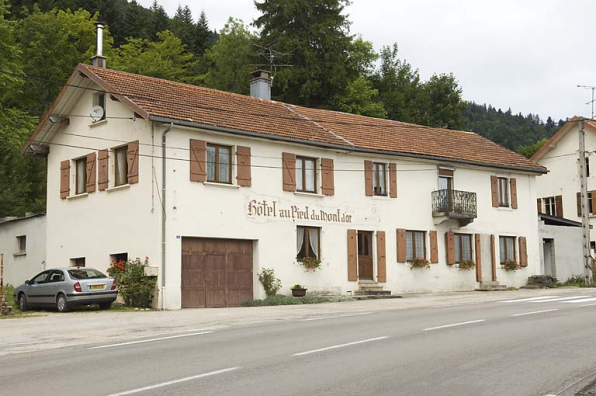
[532,119,596,260]
[538,213,583,282]
[0,213,46,287]
[23,62,546,310]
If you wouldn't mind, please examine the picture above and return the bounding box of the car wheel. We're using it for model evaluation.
[98,302,112,310]
[56,294,70,312]
[18,293,29,311]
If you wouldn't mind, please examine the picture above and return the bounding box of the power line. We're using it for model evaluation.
[31,138,437,173]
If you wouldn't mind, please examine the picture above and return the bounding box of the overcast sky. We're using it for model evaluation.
[137,0,596,122]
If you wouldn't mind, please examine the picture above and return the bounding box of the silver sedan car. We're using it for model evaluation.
[14,268,118,312]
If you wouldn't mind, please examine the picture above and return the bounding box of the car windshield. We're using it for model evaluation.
[67,269,107,280]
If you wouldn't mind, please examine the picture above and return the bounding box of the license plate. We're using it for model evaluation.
[90,285,104,290]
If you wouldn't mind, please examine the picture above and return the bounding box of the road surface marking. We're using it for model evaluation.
[562,297,596,304]
[580,303,596,307]
[432,302,484,308]
[511,309,559,317]
[497,296,558,303]
[423,319,485,331]
[105,367,240,396]
[300,312,373,321]
[89,331,213,349]
[292,336,388,356]
[530,296,588,302]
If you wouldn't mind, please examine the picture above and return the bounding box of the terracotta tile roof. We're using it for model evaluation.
[83,64,545,173]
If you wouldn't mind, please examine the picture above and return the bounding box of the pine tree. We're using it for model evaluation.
[99,0,125,46]
[149,0,169,40]
[170,5,195,53]
[122,0,147,41]
[194,10,212,55]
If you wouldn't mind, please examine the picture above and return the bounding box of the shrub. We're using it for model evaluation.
[107,257,156,308]
[242,295,328,306]
[458,260,476,270]
[502,260,520,271]
[410,257,430,269]
[258,268,282,297]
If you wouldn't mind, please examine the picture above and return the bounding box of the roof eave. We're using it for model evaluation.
[149,116,547,175]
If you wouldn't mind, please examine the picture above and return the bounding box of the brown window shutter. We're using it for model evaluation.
[555,195,563,217]
[282,152,296,192]
[127,140,139,184]
[321,158,334,196]
[396,229,407,263]
[236,146,251,187]
[490,235,497,281]
[347,229,357,281]
[86,152,96,193]
[537,198,542,213]
[389,163,397,198]
[429,231,438,264]
[364,160,373,196]
[475,234,482,282]
[189,139,206,182]
[376,231,386,282]
[98,150,109,191]
[490,176,498,207]
[577,192,582,216]
[591,191,596,214]
[510,178,518,209]
[519,236,528,267]
[445,232,455,265]
[60,160,70,199]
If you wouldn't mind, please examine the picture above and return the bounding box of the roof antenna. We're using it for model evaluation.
[577,85,596,119]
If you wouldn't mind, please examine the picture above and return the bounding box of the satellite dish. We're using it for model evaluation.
[90,105,104,122]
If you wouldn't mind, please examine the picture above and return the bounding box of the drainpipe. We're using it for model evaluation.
[161,122,174,310]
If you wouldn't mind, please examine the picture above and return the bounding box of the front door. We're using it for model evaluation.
[357,231,373,280]
[543,239,555,277]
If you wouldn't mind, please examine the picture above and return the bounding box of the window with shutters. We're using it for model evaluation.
[75,157,87,195]
[296,157,317,193]
[454,233,472,262]
[406,230,426,261]
[499,236,516,263]
[297,226,320,260]
[114,146,128,186]
[498,177,509,206]
[543,197,556,216]
[207,144,232,183]
[373,163,387,196]
[15,235,26,254]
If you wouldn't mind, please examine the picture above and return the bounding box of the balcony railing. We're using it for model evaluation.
[432,189,477,220]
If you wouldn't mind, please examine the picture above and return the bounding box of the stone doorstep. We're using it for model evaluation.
[476,282,508,291]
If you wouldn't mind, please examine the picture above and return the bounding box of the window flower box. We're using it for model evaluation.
[458,260,476,270]
[410,257,430,269]
[502,260,520,271]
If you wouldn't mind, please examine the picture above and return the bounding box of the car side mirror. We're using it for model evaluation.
[25,280,32,285]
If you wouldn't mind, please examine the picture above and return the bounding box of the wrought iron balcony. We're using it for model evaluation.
[432,189,477,225]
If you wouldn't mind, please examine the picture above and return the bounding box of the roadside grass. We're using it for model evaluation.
[242,295,334,307]
[554,275,596,288]
[1,285,152,319]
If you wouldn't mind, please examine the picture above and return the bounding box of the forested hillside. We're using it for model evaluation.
[0,0,561,217]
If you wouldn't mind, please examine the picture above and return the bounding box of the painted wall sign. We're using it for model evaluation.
[245,194,380,226]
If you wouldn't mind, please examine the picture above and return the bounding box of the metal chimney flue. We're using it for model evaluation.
[250,70,271,100]
[91,22,107,68]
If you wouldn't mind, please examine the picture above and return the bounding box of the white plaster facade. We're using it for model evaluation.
[0,214,46,286]
[40,81,544,310]
[538,219,583,282]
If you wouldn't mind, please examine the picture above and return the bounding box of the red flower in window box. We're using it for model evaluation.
[410,257,430,269]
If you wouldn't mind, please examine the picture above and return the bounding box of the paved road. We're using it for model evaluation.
[3,291,596,396]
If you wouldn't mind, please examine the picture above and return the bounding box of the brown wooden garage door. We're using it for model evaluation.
[181,238,253,308]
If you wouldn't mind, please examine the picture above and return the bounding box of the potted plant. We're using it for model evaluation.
[502,260,520,271]
[300,257,322,271]
[291,284,307,297]
[410,257,430,269]
[458,260,476,270]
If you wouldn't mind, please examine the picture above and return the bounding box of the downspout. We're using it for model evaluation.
[161,122,174,310]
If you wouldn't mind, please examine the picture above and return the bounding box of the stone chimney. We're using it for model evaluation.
[91,22,107,68]
[250,70,271,100]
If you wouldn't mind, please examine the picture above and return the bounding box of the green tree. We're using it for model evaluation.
[203,18,256,95]
[0,106,45,218]
[194,10,213,55]
[170,5,195,53]
[110,30,196,81]
[98,0,125,46]
[0,0,22,103]
[122,0,147,40]
[517,138,548,158]
[335,76,386,118]
[254,0,354,108]
[417,73,467,129]
[149,0,170,41]
[15,6,100,114]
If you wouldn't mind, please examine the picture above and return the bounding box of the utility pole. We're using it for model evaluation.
[578,118,593,285]
[577,85,596,119]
